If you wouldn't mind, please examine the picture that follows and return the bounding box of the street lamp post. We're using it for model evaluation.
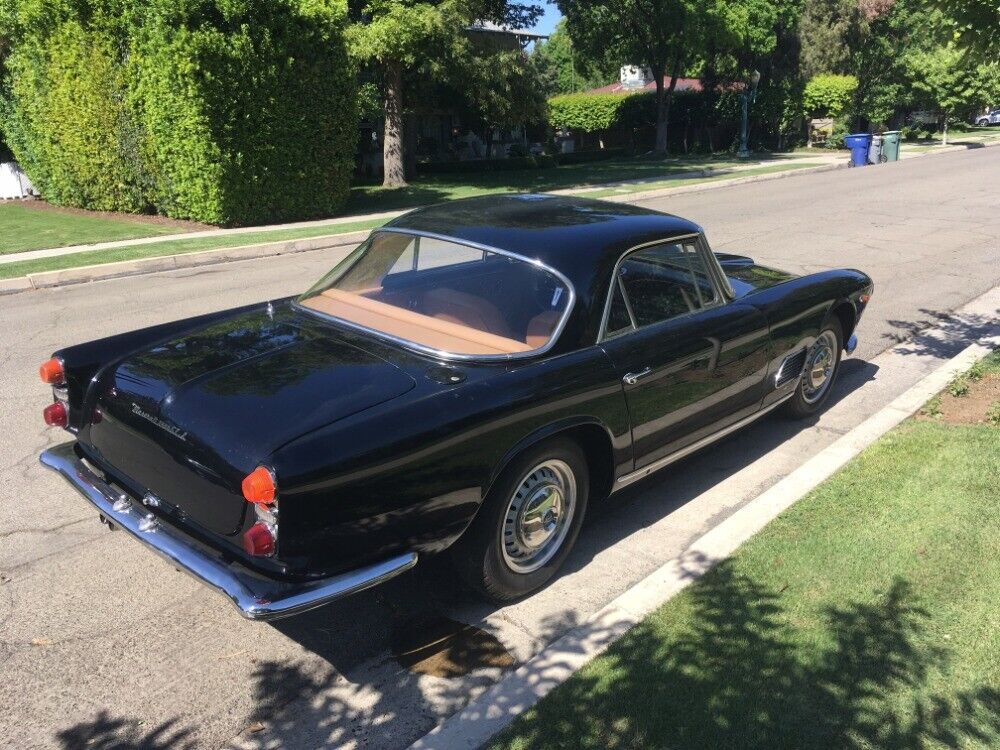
[738,70,761,159]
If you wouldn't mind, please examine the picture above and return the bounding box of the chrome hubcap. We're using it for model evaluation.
[501,460,576,574]
[801,330,838,404]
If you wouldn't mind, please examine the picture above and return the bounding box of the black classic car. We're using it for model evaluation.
[39,195,872,620]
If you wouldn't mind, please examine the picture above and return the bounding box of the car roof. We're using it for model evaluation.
[384,194,703,288]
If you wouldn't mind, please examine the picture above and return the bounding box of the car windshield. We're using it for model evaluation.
[297,231,571,357]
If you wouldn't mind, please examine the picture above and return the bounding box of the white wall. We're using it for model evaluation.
[0,162,36,200]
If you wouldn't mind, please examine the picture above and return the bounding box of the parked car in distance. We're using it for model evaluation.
[975,109,1000,126]
[39,195,873,621]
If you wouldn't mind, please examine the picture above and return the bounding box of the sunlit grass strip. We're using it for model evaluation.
[0,218,387,280]
[490,417,1000,749]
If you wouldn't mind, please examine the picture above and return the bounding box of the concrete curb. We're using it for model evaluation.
[408,333,1000,750]
[1,230,369,294]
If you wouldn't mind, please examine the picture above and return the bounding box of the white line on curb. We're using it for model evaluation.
[408,333,1000,750]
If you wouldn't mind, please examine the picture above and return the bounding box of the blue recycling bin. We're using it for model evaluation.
[844,133,872,167]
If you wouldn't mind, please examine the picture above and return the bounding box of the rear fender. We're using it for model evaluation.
[484,416,618,502]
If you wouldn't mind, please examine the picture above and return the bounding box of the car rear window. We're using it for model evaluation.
[298,231,571,357]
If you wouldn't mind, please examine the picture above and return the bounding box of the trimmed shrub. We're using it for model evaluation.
[131,0,357,225]
[2,0,357,226]
[3,3,147,212]
[803,74,859,119]
[548,92,636,133]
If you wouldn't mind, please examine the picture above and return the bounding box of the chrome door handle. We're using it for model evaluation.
[623,367,653,385]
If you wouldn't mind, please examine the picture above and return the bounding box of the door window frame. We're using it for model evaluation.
[597,233,732,342]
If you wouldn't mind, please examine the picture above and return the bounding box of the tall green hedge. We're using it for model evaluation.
[547,92,636,132]
[1,0,357,226]
[3,2,147,212]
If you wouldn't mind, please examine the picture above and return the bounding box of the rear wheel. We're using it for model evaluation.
[783,320,843,419]
[452,438,589,602]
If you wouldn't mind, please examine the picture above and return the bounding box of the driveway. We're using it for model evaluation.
[1,148,999,750]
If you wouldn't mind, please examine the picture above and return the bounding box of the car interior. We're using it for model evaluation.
[300,239,567,356]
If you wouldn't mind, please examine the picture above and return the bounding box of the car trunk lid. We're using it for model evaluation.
[84,307,416,535]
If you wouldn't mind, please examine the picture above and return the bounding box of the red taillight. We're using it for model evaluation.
[860,293,872,304]
[39,358,64,385]
[43,402,67,427]
[242,522,275,556]
[242,466,276,505]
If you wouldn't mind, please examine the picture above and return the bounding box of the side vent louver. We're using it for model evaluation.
[775,348,808,389]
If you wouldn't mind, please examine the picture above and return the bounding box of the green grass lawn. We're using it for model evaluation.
[490,393,1000,748]
[0,202,182,255]
[344,153,798,215]
[0,217,387,280]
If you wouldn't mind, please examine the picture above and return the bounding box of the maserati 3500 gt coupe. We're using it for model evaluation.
[39,195,872,620]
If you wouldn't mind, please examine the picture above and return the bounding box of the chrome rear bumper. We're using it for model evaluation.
[40,442,418,621]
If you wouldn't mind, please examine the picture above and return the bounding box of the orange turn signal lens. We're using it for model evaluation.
[39,357,65,385]
[242,466,276,505]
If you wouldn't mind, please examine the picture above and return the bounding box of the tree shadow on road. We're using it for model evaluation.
[882,308,998,358]
[54,710,195,750]
[490,562,1000,749]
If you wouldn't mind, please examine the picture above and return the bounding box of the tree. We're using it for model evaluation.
[348,0,541,188]
[558,0,724,154]
[460,44,547,148]
[907,44,997,143]
[942,0,1000,61]
[798,0,854,78]
[529,18,617,96]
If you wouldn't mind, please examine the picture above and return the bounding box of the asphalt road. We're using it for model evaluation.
[2,148,1000,750]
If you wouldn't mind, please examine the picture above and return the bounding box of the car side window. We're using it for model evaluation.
[619,242,718,328]
[607,240,719,335]
[604,276,635,338]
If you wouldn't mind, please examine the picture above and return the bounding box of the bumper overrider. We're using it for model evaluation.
[39,442,418,621]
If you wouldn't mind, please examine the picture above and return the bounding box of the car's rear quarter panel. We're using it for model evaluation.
[271,345,630,575]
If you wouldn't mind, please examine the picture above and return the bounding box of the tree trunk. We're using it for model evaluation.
[653,55,683,155]
[653,69,668,154]
[382,61,407,189]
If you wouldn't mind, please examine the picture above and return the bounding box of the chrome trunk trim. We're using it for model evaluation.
[39,442,418,621]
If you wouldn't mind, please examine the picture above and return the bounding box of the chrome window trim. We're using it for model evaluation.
[597,232,730,343]
[293,227,578,363]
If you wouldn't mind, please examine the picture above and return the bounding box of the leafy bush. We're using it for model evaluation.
[548,92,636,133]
[824,116,852,149]
[3,3,147,212]
[506,142,529,158]
[803,74,859,119]
[2,0,357,226]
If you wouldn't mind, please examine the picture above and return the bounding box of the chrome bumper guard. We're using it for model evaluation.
[40,442,418,621]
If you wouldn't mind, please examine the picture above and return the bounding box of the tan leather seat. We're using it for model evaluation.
[422,288,513,339]
[525,310,561,349]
